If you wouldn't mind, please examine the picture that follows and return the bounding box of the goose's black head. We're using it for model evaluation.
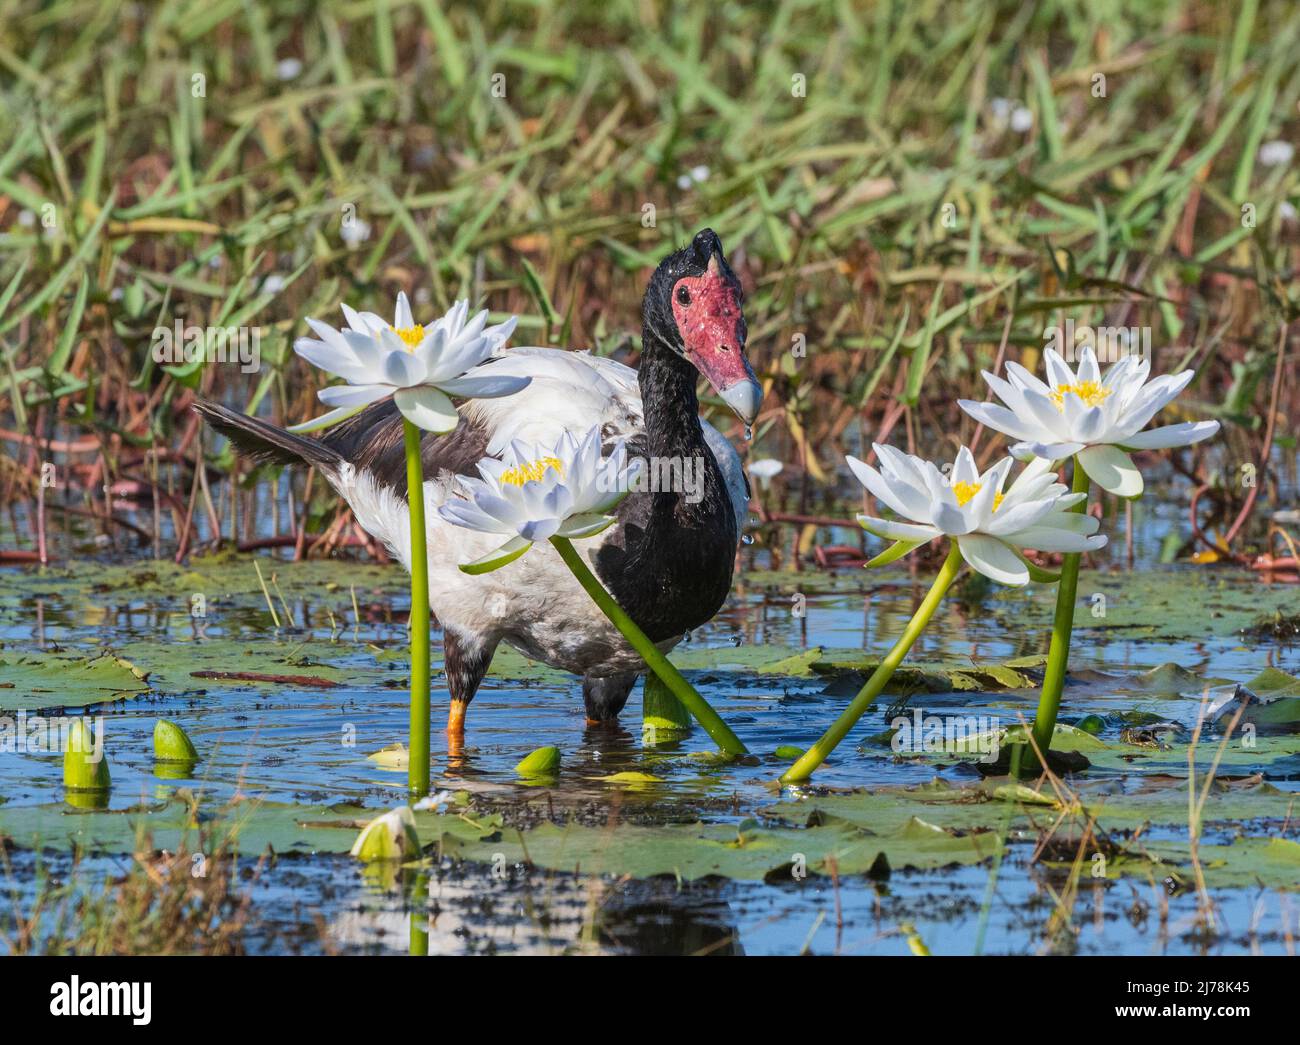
[642,228,763,425]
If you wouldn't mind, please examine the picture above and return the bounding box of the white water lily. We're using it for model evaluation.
[957,345,1219,498]
[293,293,530,433]
[748,458,784,490]
[847,444,1106,586]
[437,425,644,573]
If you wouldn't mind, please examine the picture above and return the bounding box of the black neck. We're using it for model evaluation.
[590,319,739,642]
[638,319,705,460]
[633,317,734,543]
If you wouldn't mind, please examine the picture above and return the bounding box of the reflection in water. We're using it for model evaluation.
[329,866,742,956]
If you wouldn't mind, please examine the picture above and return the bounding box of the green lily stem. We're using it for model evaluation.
[409,871,429,956]
[781,541,964,784]
[404,420,431,798]
[1027,458,1091,762]
[549,535,748,756]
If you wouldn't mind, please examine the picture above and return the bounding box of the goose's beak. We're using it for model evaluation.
[689,340,762,425]
[718,369,764,426]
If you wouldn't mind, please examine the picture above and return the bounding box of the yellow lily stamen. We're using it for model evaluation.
[500,457,564,487]
[953,481,1004,511]
[390,324,426,350]
[1049,380,1112,411]
[953,481,981,507]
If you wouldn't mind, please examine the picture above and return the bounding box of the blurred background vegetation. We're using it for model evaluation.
[0,0,1296,567]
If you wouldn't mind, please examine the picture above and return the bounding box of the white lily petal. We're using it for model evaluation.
[318,383,393,408]
[1061,393,1107,442]
[1115,370,1195,432]
[1005,455,1056,492]
[1043,349,1076,389]
[340,329,385,370]
[484,315,519,352]
[341,304,374,335]
[1076,345,1101,385]
[426,335,497,384]
[983,496,1061,536]
[1004,360,1053,397]
[957,399,1041,442]
[1117,420,1220,450]
[1005,525,1107,553]
[556,513,618,539]
[437,499,508,534]
[918,459,954,509]
[957,534,1030,586]
[873,444,933,501]
[1077,444,1143,498]
[962,457,1009,527]
[951,446,979,487]
[932,501,976,536]
[467,488,529,529]
[980,371,1055,439]
[395,291,414,330]
[518,517,562,542]
[1010,440,1085,463]
[1018,386,1072,440]
[856,514,943,542]
[846,455,928,522]
[457,310,490,346]
[436,373,533,399]
[294,339,376,384]
[304,318,358,356]
[381,348,426,388]
[394,385,460,433]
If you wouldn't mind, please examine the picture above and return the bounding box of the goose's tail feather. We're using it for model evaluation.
[193,400,345,478]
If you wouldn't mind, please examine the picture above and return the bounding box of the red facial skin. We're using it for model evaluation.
[670,257,752,393]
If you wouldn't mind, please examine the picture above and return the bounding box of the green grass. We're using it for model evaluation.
[0,0,1296,557]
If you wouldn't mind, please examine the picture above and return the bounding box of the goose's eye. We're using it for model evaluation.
[676,286,691,307]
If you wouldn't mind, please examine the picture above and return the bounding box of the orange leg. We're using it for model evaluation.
[446,699,468,758]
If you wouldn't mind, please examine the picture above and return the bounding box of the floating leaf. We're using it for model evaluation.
[367,743,410,771]
[0,653,149,711]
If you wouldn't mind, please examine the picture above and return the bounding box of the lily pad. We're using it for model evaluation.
[0,652,149,710]
[1230,668,1300,730]
[0,795,502,856]
[809,654,1045,696]
[440,815,994,880]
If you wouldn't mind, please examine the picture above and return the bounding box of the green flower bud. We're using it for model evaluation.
[63,719,110,793]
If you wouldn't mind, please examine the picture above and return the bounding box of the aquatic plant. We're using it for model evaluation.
[292,294,531,797]
[350,806,421,862]
[438,425,748,756]
[62,719,110,795]
[781,447,1105,782]
[960,345,1220,765]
